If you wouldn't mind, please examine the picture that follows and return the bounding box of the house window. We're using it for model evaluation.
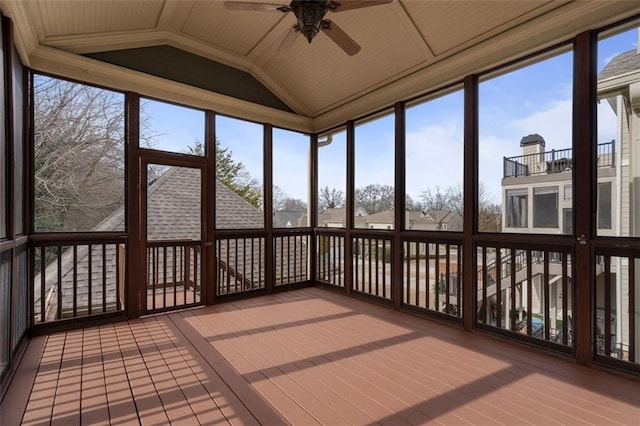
[533,187,559,228]
[506,189,528,228]
[597,182,612,229]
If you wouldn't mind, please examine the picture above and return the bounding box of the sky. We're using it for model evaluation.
[143,26,639,207]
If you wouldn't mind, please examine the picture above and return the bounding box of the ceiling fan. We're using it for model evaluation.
[223,0,393,56]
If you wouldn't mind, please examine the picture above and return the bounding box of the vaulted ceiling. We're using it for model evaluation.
[2,0,640,133]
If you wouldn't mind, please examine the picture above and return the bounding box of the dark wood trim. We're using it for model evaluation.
[474,235,573,251]
[264,124,274,294]
[400,303,464,327]
[573,30,597,367]
[4,16,14,241]
[200,155,209,306]
[125,92,141,319]
[136,148,208,167]
[214,287,268,303]
[214,229,267,239]
[24,69,32,239]
[463,74,478,332]
[310,133,318,285]
[474,323,574,355]
[393,102,405,310]
[30,311,127,336]
[474,232,574,245]
[345,120,355,296]
[24,69,33,335]
[30,233,127,244]
[205,110,216,305]
[0,16,6,243]
[272,281,314,293]
[402,230,463,244]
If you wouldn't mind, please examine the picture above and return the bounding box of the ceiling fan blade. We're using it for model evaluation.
[276,26,299,55]
[223,1,290,12]
[321,20,360,56]
[329,0,393,12]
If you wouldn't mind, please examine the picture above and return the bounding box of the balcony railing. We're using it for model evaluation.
[32,238,126,324]
[476,243,573,350]
[353,236,392,300]
[403,239,462,318]
[503,141,615,178]
[593,248,638,370]
[316,233,345,288]
[146,240,202,312]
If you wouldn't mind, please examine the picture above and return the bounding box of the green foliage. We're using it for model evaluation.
[187,139,262,208]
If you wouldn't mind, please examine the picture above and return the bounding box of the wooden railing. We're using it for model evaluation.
[146,240,201,312]
[403,239,462,319]
[274,232,310,286]
[32,236,126,323]
[353,236,392,300]
[216,236,265,295]
[593,247,638,371]
[316,233,345,288]
[476,242,573,350]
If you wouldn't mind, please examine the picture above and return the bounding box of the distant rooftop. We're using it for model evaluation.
[599,49,640,81]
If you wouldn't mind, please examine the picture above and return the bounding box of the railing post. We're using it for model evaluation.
[393,101,405,310]
[573,30,597,367]
[463,74,478,332]
[125,92,142,319]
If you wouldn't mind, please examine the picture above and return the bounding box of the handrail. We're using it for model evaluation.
[503,141,614,178]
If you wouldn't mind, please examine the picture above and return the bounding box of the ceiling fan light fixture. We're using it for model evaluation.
[292,0,327,43]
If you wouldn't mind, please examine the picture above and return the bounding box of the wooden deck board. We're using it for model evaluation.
[2,287,640,425]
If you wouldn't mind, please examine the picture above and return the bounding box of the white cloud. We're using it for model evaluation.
[508,99,573,150]
[405,122,464,199]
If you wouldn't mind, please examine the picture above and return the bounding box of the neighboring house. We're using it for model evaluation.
[501,133,615,236]
[492,45,640,354]
[273,210,307,228]
[366,210,395,230]
[317,207,368,228]
[498,132,615,344]
[407,210,463,232]
[351,209,463,231]
[35,166,307,320]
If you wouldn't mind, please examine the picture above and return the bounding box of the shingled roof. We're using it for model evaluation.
[35,166,306,319]
[598,49,640,81]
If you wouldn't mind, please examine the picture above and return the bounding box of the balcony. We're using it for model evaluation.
[503,141,615,179]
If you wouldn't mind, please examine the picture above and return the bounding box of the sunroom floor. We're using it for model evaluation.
[1,287,639,425]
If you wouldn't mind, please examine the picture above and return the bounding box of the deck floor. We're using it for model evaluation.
[2,287,640,425]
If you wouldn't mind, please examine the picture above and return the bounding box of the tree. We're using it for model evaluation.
[419,186,454,211]
[419,182,502,232]
[355,184,394,214]
[34,77,127,231]
[405,194,422,211]
[279,198,308,211]
[272,185,307,211]
[318,186,345,212]
[33,76,161,232]
[187,139,267,209]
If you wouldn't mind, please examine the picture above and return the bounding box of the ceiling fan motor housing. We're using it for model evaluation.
[291,0,330,43]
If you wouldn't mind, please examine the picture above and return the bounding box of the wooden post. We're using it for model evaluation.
[393,102,406,310]
[463,74,479,332]
[573,30,597,366]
